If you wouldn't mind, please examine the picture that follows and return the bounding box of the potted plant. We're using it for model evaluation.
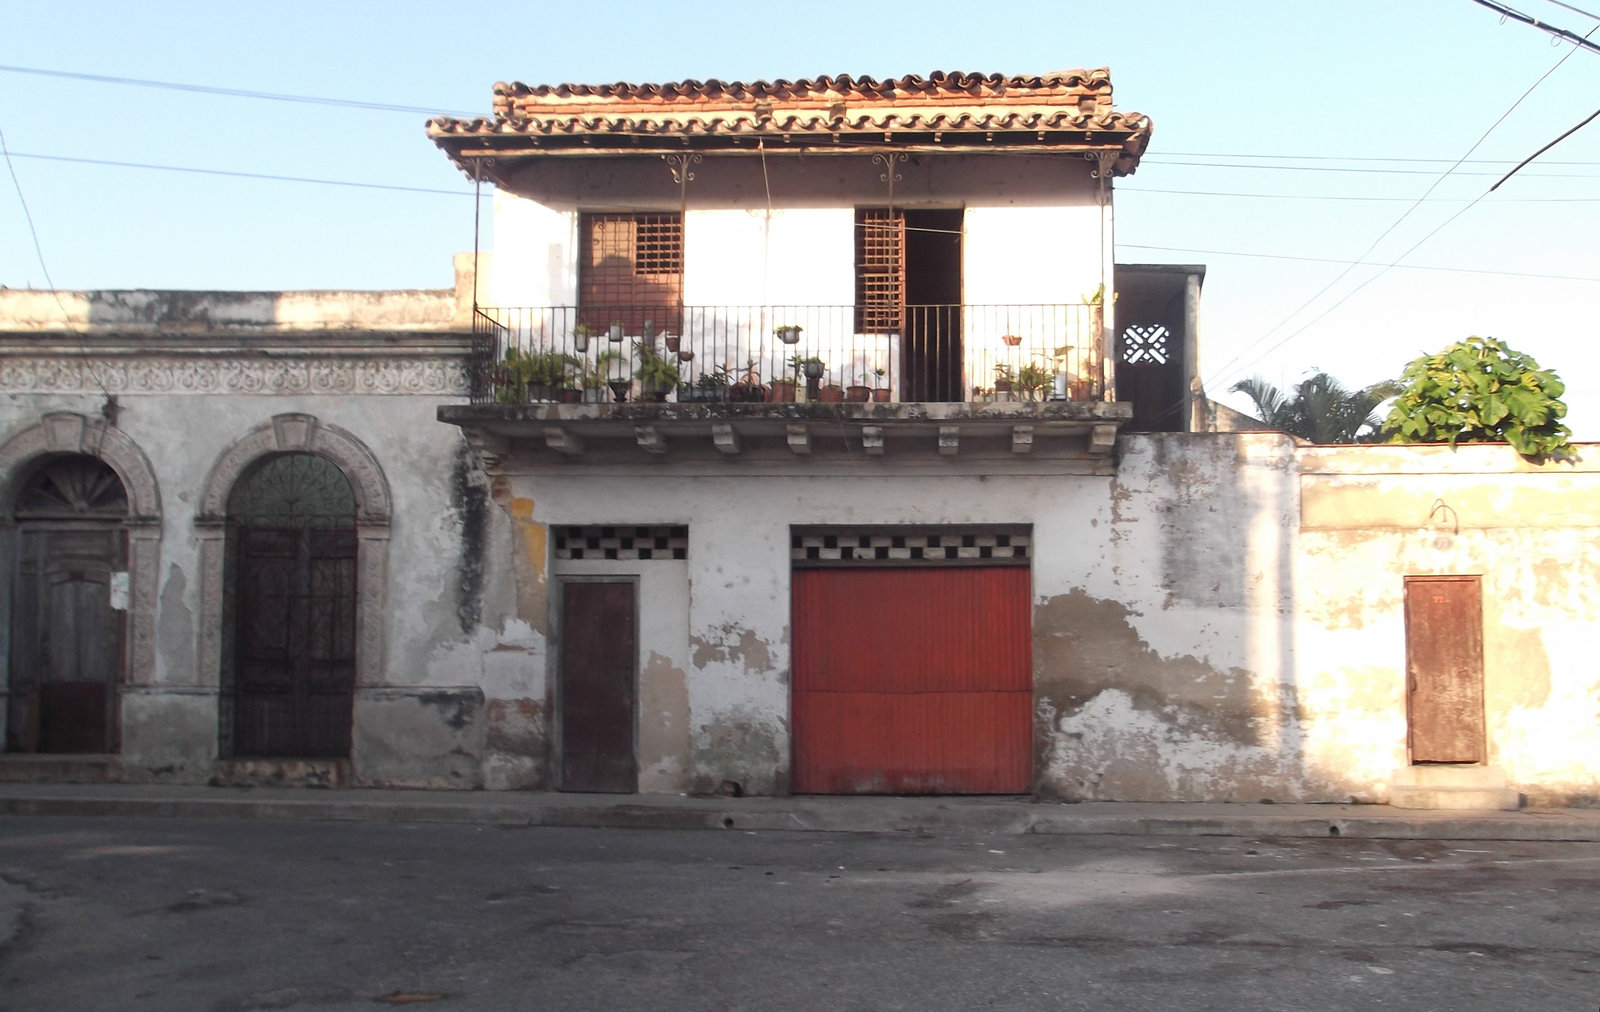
[608,321,625,343]
[871,366,890,402]
[992,363,1017,402]
[846,369,873,403]
[634,340,681,403]
[818,367,845,403]
[680,363,731,403]
[573,323,593,354]
[768,355,803,403]
[774,324,803,345]
[730,357,765,402]
[1017,360,1054,403]
[582,349,621,403]
[1001,334,1023,348]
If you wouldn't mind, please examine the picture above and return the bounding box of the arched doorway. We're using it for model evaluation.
[6,454,129,753]
[223,452,358,758]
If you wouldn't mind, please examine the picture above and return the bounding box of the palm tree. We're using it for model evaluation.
[1230,371,1401,444]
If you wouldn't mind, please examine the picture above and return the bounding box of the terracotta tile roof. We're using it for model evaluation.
[428,70,1151,177]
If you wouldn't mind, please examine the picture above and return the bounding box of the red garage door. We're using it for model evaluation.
[791,566,1032,794]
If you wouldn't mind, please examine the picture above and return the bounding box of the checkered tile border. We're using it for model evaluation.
[554,525,688,561]
[791,526,1031,567]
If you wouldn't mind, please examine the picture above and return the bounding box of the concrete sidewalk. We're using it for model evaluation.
[3,782,1600,841]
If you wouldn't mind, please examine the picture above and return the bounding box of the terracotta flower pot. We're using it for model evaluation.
[845,385,871,403]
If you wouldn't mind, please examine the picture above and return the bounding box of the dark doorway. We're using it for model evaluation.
[559,580,637,793]
[902,208,964,401]
[1404,575,1486,764]
[7,455,129,754]
[225,453,357,759]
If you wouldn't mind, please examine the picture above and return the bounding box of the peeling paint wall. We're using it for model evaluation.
[1296,443,1600,807]
[0,280,499,788]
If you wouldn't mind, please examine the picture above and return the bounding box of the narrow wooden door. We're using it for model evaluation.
[8,527,125,753]
[560,580,637,793]
[1404,575,1485,763]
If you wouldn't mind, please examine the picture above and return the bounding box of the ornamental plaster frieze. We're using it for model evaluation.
[0,357,470,396]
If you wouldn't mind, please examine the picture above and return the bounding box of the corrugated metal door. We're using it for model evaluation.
[1404,575,1485,763]
[792,567,1031,794]
[560,580,637,793]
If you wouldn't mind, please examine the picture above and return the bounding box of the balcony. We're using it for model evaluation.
[467,304,1109,407]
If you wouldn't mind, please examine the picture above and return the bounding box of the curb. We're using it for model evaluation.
[4,791,1600,842]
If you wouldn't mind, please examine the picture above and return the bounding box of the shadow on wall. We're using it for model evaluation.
[1034,433,1315,802]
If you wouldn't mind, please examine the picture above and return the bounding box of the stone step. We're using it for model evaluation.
[1387,785,1522,811]
[1390,764,1509,790]
[211,758,351,789]
[0,754,121,783]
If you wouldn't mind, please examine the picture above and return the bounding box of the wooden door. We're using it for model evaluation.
[233,527,357,757]
[560,580,637,793]
[1404,575,1485,763]
[7,527,125,753]
[791,567,1032,794]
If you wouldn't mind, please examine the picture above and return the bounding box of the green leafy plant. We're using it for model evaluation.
[1382,336,1571,461]
[1016,361,1054,402]
[696,363,732,391]
[1231,371,1400,444]
[585,349,623,389]
[633,341,681,388]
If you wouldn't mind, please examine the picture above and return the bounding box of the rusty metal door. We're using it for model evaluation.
[1404,575,1485,763]
[233,528,357,757]
[791,567,1031,794]
[7,527,125,753]
[560,580,637,793]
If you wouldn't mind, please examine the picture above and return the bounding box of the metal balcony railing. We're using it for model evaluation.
[469,304,1106,406]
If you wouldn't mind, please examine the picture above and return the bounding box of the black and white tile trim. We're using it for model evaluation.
[791,527,1031,566]
[554,525,688,561]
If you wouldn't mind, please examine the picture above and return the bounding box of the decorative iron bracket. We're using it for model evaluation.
[871,152,907,211]
[663,152,702,213]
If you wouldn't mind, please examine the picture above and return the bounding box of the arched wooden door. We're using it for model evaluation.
[7,455,129,754]
[224,453,357,758]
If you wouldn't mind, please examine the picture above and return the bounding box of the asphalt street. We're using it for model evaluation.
[1,816,1597,1011]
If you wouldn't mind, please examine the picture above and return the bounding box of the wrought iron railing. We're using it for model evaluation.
[468,304,1105,406]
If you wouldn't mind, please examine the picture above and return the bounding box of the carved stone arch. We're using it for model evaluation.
[195,414,390,715]
[197,413,391,526]
[0,413,163,700]
[0,412,161,522]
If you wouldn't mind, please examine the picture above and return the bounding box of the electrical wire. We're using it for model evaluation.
[4,151,480,197]
[1203,21,1592,391]
[1469,0,1600,52]
[0,63,477,118]
[1,122,113,403]
[1123,186,1600,202]
[1117,242,1600,282]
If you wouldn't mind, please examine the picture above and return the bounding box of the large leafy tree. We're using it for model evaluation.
[1230,371,1401,444]
[1381,336,1571,461]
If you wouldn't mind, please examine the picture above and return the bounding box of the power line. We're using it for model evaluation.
[1469,0,1600,52]
[1147,158,1600,178]
[1124,186,1600,202]
[5,151,480,197]
[0,63,478,118]
[1118,243,1600,282]
[1204,23,1590,390]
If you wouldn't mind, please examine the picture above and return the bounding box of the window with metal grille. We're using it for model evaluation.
[578,213,683,335]
[855,208,905,332]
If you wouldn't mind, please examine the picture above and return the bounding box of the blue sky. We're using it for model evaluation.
[4,0,1599,436]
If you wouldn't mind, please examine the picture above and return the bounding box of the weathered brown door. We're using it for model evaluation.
[8,527,125,753]
[560,580,636,793]
[7,455,130,754]
[1404,575,1485,763]
[791,567,1032,794]
[233,527,357,757]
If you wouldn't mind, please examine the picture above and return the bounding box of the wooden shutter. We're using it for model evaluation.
[578,213,682,334]
[855,208,905,332]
